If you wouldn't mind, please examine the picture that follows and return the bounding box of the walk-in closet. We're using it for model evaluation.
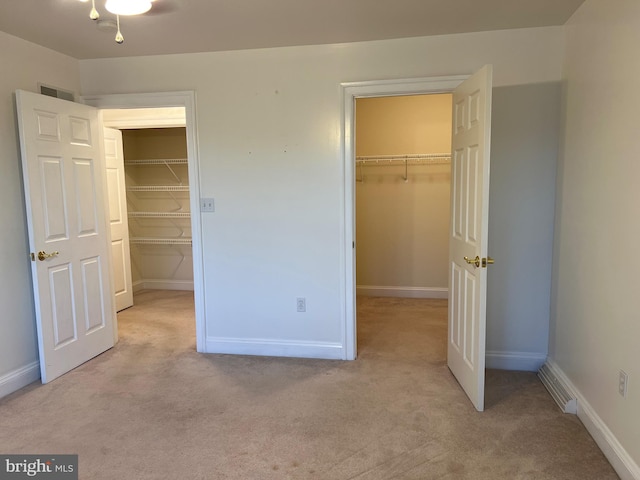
[103,108,195,336]
[355,94,453,348]
[123,127,193,292]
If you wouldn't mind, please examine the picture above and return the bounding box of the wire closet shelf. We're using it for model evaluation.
[355,153,451,165]
[355,153,451,182]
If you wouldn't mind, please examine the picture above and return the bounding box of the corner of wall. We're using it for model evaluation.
[542,359,640,480]
[0,362,40,400]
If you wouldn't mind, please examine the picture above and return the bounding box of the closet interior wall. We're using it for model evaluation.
[122,128,194,291]
[355,94,452,297]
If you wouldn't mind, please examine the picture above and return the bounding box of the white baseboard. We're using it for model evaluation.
[544,359,640,480]
[133,279,194,293]
[206,337,344,360]
[485,350,546,371]
[0,362,40,399]
[356,285,448,299]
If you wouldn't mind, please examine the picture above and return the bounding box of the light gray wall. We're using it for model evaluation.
[79,28,564,360]
[1,26,565,396]
[487,83,561,367]
[550,0,640,471]
[0,31,81,393]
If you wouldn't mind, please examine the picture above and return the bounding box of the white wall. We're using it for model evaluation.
[0,31,81,395]
[551,0,640,475]
[78,27,564,359]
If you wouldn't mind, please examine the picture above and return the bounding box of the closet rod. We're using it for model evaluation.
[130,237,192,246]
[124,158,188,165]
[355,153,450,182]
[355,153,451,165]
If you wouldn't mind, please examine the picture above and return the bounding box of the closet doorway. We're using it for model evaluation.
[102,107,196,345]
[354,94,453,354]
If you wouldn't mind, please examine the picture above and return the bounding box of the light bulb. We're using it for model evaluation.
[105,0,151,16]
[115,15,124,44]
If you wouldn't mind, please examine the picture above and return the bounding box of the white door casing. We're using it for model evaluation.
[103,127,133,312]
[447,65,493,411]
[82,92,205,353]
[16,90,115,384]
[342,69,493,412]
[342,75,468,361]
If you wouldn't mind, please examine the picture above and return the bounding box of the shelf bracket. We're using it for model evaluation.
[170,250,187,278]
[356,161,364,183]
[167,191,183,211]
[163,160,183,185]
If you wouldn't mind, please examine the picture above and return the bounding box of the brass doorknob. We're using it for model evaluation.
[464,256,480,268]
[482,257,495,268]
[37,251,59,261]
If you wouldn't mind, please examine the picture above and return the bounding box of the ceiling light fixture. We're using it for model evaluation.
[80,0,152,45]
[105,0,152,16]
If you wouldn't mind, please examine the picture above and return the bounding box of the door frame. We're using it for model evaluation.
[341,76,468,360]
[82,91,206,353]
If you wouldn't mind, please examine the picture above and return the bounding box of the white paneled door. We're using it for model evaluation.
[104,127,133,312]
[447,65,493,411]
[16,90,115,384]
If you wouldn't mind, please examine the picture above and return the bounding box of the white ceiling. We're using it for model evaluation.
[0,0,585,60]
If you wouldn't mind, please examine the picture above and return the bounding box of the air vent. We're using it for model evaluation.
[38,84,75,102]
[538,363,577,414]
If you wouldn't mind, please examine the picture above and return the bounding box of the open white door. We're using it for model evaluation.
[447,65,493,411]
[16,90,115,384]
[104,127,133,312]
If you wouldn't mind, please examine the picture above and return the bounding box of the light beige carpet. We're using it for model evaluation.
[0,291,619,479]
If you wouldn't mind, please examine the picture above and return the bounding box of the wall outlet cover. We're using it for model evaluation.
[296,297,306,312]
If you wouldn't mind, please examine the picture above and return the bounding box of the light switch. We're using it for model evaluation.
[201,198,215,212]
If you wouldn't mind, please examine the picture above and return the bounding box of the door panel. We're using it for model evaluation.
[81,256,106,333]
[35,110,60,140]
[466,147,479,244]
[447,65,493,412]
[40,156,69,240]
[463,270,476,368]
[16,90,115,384]
[74,158,99,236]
[69,116,92,145]
[111,240,127,295]
[50,264,76,347]
[103,127,133,312]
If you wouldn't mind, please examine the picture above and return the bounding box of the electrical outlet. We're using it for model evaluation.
[201,198,215,212]
[619,370,628,398]
[296,297,306,313]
